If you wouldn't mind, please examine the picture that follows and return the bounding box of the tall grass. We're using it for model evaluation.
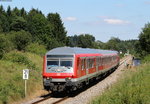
[0,51,43,104]
[91,64,150,104]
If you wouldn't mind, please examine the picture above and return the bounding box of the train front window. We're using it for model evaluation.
[47,60,59,67]
[60,60,72,67]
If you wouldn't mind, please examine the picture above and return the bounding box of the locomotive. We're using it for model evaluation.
[42,47,120,92]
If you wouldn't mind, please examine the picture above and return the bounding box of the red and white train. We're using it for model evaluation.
[42,47,120,92]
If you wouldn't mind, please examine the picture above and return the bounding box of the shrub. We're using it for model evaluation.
[8,30,32,51]
[0,34,14,59]
[2,51,36,70]
[142,54,150,63]
[25,43,47,55]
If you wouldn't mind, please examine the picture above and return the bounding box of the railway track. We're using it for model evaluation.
[34,97,68,104]
[22,56,130,104]
[22,95,69,104]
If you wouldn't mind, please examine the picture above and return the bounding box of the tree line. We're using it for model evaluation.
[0,5,67,58]
[0,5,149,58]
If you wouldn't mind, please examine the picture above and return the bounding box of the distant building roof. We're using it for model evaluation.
[46,47,118,55]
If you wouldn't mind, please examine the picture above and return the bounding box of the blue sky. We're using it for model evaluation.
[1,0,150,42]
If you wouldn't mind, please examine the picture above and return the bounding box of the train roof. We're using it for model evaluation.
[46,47,118,55]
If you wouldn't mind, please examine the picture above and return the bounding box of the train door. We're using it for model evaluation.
[81,58,86,76]
[86,58,89,76]
[77,57,81,77]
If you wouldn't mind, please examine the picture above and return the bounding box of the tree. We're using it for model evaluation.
[7,6,11,16]
[93,40,105,49]
[0,24,3,32]
[20,8,27,18]
[46,38,64,50]
[8,30,32,51]
[138,23,150,55]
[0,5,5,14]
[105,37,121,51]
[78,34,95,48]
[0,5,9,32]
[66,35,78,47]
[12,7,21,16]
[25,43,47,55]
[10,16,27,31]
[47,13,67,44]
[27,9,52,42]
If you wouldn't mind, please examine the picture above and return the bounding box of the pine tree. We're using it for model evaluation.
[47,13,67,44]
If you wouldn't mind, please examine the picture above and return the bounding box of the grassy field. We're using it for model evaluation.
[0,51,43,104]
[91,63,150,104]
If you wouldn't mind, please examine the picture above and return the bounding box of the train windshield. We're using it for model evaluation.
[47,59,72,67]
[47,59,59,67]
[60,59,72,67]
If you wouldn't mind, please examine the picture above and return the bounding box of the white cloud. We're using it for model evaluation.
[104,19,130,25]
[65,17,77,21]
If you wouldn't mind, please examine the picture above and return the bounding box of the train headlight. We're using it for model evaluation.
[43,78,47,82]
[65,77,71,82]
[43,77,52,82]
[46,77,50,79]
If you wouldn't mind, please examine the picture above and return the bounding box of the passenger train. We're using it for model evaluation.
[42,47,120,92]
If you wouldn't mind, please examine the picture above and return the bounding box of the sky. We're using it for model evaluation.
[1,0,150,42]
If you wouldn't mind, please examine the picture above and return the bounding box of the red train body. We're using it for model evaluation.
[42,47,120,92]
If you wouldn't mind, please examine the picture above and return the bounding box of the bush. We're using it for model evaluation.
[25,43,47,55]
[2,51,36,70]
[0,34,14,59]
[8,30,32,51]
[142,54,150,63]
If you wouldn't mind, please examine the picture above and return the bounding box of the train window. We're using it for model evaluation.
[86,58,89,69]
[60,59,72,67]
[105,57,107,65]
[103,57,106,65]
[84,59,86,69]
[96,57,99,66]
[89,59,91,68]
[47,59,59,67]
[101,57,103,65]
[113,56,116,61]
[81,59,84,70]
[88,58,94,68]
[92,58,94,68]
[99,57,100,66]
[102,57,104,65]
[86,59,89,69]
[108,57,110,63]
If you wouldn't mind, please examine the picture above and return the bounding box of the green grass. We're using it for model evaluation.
[91,64,150,104]
[0,51,43,104]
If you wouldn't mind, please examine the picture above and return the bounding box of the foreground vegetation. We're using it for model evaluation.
[91,62,150,104]
[0,51,43,104]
